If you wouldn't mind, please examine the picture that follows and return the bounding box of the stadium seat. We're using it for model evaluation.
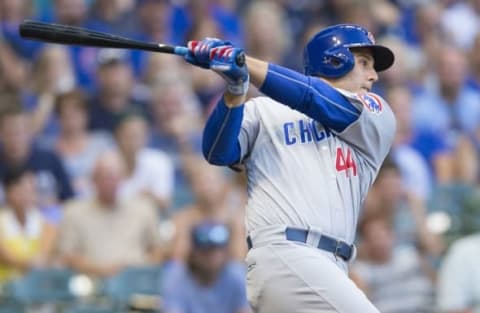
[103,265,162,310]
[0,300,25,313]
[7,268,76,304]
[66,305,118,313]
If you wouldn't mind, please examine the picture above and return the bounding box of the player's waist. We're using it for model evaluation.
[246,225,356,262]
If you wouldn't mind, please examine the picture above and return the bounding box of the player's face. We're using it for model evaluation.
[331,48,378,93]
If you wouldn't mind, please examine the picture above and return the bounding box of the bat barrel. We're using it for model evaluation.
[19,20,181,55]
[19,20,243,65]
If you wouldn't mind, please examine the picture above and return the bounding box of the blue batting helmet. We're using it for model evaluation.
[303,24,394,78]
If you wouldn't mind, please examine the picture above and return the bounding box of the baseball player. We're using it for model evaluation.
[184,24,396,313]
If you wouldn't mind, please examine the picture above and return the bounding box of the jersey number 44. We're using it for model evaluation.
[335,147,357,177]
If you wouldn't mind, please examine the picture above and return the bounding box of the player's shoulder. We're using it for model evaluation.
[357,92,388,115]
[337,89,389,115]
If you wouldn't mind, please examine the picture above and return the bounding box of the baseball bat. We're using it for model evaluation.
[18,20,245,66]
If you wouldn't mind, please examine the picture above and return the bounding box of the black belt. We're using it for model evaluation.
[246,227,354,262]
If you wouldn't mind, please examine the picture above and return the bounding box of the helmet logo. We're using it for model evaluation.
[367,32,375,44]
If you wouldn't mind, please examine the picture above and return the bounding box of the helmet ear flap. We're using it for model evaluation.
[321,47,355,78]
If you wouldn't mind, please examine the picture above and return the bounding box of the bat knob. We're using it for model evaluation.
[235,51,246,67]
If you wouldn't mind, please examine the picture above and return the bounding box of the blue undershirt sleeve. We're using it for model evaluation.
[259,63,361,132]
[202,97,243,166]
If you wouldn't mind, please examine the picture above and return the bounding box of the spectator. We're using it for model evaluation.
[135,0,173,43]
[0,36,28,94]
[162,221,251,313]
[410,2,444,49]
[114,111,174,212]
[169,157,246,262]
[413,46,480,143]
[85,0,144,76]
[125,0,174,78]
[351,214,436,313]
[282,21,326,77]
[362,158,444,257]
[441,0,480,50]
[85,0,136,35]
[0,0,43,59]
[387,85,433,200]
[149,74,203,208]
[0,166,57,282]
[172,0,244,46]
[372,35,423,96]
[412,45,480,184]
[437,232,480,313]
[57,151,162,278]
[88,49,149,133]
[335,0,380,36]
[0,104,74,209]
[141,52,186,87]
[149,74,203,151]
[26,45,76,140]
[52,89,114,198]
[52,0,97,89]
[409,1,444,82]
[53,0,88,27]
[243,0,291,65]
[388,83,478,186]
[467,32,480,92]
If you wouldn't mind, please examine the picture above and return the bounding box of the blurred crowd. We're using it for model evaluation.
[1,0,480,312]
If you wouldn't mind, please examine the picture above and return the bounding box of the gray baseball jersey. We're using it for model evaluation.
[238,89,396,245]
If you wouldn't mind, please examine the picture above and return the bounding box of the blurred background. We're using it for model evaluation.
[0,0,480,312]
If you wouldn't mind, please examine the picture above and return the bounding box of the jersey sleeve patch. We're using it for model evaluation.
[357,92,383,115]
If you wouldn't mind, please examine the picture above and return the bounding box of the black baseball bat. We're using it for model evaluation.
[18,20,245,66]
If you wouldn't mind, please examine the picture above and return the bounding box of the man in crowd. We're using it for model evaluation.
[162,221,251,313]
[58,151,162,277]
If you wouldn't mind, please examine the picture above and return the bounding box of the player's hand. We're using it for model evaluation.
[210,46,249,96]
[184,37,232,69]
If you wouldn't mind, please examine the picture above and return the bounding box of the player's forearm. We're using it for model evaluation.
[245,55,268,88]
[202,97,243,165]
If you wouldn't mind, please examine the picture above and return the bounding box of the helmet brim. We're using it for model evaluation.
[348,44,395,72]
[370,45,395,72]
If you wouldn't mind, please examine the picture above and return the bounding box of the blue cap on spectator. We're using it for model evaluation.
[192,222,230,249]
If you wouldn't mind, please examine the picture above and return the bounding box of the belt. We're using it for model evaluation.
[246,227,354,262]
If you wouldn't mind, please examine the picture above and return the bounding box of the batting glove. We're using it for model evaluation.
[210,46,249,96]
[185,37,232,69]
